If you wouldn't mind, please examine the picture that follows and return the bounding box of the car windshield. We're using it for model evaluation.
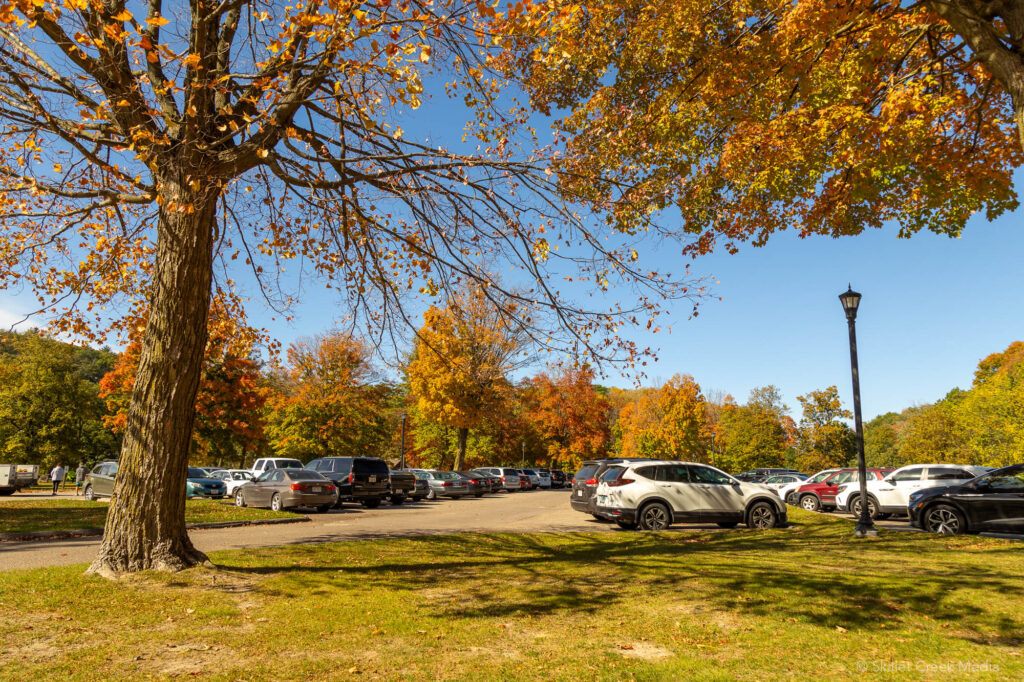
[187,468,210,478]
[807,470,835,483]
[285,470,327,481]
[276,459,304,469]
[353,458,389,475]
[437,472,461,480]
[524,469,537,475]
[574,465,598,481]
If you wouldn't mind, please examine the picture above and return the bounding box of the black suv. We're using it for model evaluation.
[550,469,568,488]
[734,468,804,483]
[571,458,656,519]
[305,457,390,508]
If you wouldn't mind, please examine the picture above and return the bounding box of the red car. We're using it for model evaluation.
[794,468,893,512]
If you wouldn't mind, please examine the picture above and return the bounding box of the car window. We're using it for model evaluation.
[287,470,327,481]
[985,470,1024,491]
[269,470,285,482]
[574,465,599,481]
[634,466,658,480]
[660,465,690,483]
[687,466,730,485]
[807,471,834,483]
[600,466,625,483]
[255,471,272,482]
[927,467,976,480]
[892,468,923,482]
[827,471,853,485]
[354,458,389,475]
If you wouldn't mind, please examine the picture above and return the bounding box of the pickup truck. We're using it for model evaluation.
[388,470,417,505]
[0,464,39,495]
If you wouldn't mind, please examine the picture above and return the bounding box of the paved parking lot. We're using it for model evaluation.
[3,490,1021,572]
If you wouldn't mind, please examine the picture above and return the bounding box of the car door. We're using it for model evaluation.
[648,464,702,521]
[687,465,745,520]
[250,471,274,505]
[965,468,1024,530]
[819,471,854,505]
[875,467,924,509]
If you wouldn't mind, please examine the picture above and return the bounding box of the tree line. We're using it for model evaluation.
[6,315,1018,475]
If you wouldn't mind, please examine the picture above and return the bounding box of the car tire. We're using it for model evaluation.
[616,520,638,530]
[717,522,739,529]
[799,494,821,512]
[391,495,406,505]
[234,490,246,507]
[850,495,879,520]
[363,498,381,509]
[83,485,96,502]
[426,488,437,500]
[785,493,797,505]
[924,504,966,535]
[638,502,671,531]
[270,494,283,512]
[747,501,779,529]
[474,492,483,498]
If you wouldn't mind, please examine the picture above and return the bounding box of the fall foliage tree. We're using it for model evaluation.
[99,302,268,468]
[0,1,697,574]
[794,386,856,472]
[715,386,795,473]
[264,333,393,461]
[497,1,1024,256]
[616,374,712,460]
[407,288,525,471]
[521,365,611,470]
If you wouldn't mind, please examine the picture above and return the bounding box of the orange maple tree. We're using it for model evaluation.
[521,365,611,471]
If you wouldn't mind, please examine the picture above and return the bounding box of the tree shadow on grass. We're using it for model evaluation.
[215,522,1024,647]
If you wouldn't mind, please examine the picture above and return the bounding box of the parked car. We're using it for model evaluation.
[909,464,1024,535]
[251,457,305,478]
[793,468,892,512]
[571,458,656,520]
[779,468,841,505]
[456,472,487,497]
[305,457,390,508]
[550,469,568,488]
[422,471,470,499]
[186,467,228,499]
[0,464,39,495]
[83,461,118,500]
[388,469,417,505]
[761,473,808,498]
[404,471,431,501]
[734,468,805,483]
[209,469,255,495]
[594,461,787,531]
[519,469,541,489]
[464,470,501,493]
[533,469,552,489]
[473,467,522,491]
[235,468,336,512]
[835,463,993,519]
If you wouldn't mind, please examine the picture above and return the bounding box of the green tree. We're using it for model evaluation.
[716,386,793,473]
[863,412,904,468]
[794,387,856,473]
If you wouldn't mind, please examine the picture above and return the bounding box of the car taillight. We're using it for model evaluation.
[608,478,634,487]
[290,483,307,491]
[442,481,453,487]
[325,484,336,492]
[585,478,598,486]
[348,472,354,484]
[501,476,506,482]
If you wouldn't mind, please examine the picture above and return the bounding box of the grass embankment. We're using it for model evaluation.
[1,510,1021,680]
[0,500,301,534]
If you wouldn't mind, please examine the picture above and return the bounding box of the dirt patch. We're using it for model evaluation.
[615,642,673,661]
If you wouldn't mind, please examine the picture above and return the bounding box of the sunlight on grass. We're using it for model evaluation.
[0,510,1020,680]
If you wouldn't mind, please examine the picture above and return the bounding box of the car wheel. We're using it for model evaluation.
[391,495,405,505]
[270,494,283,512]
[363,498,381,509]
[799,494,821,512]
[616,520,638,530]
[850,495,878,520]
[474,492,483,498]
[234,490,246,507]
[83,485,95,502]
[785,493,797,505]
[717,522,739,529]
[924,504,965,535]
[747,501,779,529]
[638,502,671,531]
[426,488,437,500]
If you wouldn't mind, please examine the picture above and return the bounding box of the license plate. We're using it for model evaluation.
[313,486,321,493]
[576,489,583,496]
[369,476,377,483]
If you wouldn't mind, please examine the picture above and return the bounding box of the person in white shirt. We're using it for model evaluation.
[49,463,65,496]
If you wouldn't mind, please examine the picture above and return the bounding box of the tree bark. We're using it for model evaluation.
[87,172,218,578]
[454,426,468,472]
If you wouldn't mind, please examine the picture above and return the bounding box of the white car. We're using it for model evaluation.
[761,473,808,499]
[593,460,787,531]
[251,457,305,478]
[778,469,840,504]
[834,464,992,518]
[210,469,256,495]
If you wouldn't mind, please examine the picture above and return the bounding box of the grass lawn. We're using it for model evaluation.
[0,510,1021,680]
[0,500,302,534]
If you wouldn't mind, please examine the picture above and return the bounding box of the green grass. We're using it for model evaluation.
[0,500,301,534]
[0,510,1021,680]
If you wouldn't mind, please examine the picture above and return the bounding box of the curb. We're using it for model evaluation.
[0,515,309,543]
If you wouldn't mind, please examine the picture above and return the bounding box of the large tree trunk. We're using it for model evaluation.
[87,175,218,578]
[454,426,468,471]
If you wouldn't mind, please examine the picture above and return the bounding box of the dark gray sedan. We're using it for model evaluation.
[423,471,470,500]
[234,468,337,512]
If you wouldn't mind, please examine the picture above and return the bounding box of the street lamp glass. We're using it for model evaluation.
[839,286,861,318]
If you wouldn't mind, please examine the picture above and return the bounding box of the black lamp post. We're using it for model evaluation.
[839,286,877,538]
[399,412,407,470]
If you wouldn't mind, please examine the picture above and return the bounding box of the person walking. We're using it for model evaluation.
[49,463,65,496]
[75,462,86,496]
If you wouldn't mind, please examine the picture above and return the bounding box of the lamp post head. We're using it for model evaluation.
[839,285,861,321]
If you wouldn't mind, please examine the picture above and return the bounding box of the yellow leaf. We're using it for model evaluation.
[147,16,169,27]
[113,10,132,21]
[257,149,269,158]
[53,163,62,173]
[183,53,201,68]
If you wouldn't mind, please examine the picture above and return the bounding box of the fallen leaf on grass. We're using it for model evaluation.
[617,644,634,650]
[835,626,848,633]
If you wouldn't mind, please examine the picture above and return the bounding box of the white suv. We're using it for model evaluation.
[251,457,305,478]
[834,464,991,518]
[594,461,787,531]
